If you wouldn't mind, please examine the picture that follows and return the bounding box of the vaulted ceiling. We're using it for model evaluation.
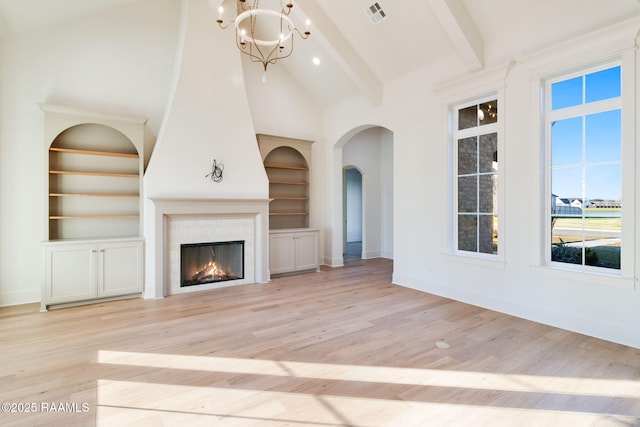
[1,0,639,107]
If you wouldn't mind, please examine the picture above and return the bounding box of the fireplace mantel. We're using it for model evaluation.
[146,198,270,298]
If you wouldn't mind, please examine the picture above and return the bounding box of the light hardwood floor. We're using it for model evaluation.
[1,259,639,426]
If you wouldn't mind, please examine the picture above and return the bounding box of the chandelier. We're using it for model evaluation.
[215,0,311,72]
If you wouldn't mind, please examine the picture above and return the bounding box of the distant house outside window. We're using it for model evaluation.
[546,64,622,270]
[454,97,498,255]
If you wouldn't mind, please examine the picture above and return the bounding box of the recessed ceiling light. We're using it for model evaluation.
[312,57,321,66]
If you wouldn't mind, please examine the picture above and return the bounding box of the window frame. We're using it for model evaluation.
[452,94,502,259]
[543,58,634,278]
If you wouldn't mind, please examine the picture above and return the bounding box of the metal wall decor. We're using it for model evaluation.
[206,158,224,183]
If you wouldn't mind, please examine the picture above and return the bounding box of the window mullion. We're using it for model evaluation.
[476,136,480,253]
[581,115,587,267]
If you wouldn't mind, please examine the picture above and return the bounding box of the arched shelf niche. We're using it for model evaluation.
[256,134,313,230]
[48,124,141,239]
[42,104,146,240]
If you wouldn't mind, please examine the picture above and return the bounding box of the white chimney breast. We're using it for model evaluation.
[143,0,270,299]
[144,0,268,199]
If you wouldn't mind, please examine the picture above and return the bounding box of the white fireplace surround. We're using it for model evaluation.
[147,198,270,298]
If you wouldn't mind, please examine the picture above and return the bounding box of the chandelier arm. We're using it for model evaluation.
[268,35,294,65]
[293,27,310,39]
[281,0,293,15]
[217,19,234,30]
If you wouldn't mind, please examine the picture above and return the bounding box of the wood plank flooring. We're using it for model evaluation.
[1,258,639,426]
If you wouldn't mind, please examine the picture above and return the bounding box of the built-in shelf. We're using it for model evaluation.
[49,170,139,178]
[269,212,308,216]
[49,215,139,219]
[49,147,138,158]
[264,164,308,171]
[50,193,139,198]
[269,180,308,185]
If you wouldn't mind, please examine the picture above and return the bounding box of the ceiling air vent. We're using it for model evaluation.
[365,2,387,25]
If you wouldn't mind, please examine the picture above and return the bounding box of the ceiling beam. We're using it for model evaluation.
[294,0,383,105]
[427,0,484,71]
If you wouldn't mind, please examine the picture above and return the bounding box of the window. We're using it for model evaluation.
[546,64,622,270]
[454,97,498,255]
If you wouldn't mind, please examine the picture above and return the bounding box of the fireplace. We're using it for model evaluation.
[146,198,269,298]
[180,240,244,287]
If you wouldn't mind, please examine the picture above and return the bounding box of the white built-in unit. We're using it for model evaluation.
[268,228,320,275]
[40,104,146,311]
[42,238,144,307]
[257,134,319,276]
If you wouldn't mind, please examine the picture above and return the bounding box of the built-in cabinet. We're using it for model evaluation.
[257,134,320,276]
[43,238,143,307]
[269,229,320,275]
[40,104,146,311]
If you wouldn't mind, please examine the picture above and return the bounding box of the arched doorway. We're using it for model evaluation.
[331,125,394,266]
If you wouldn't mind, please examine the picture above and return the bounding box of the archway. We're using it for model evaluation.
[330,125,394,266]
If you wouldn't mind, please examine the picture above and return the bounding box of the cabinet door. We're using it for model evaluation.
[295,232,319,271]
[269,233,296,275]
[98,240,143,297]
[46,244,96,304]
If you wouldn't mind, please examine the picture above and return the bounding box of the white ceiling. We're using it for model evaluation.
[1,0,639,107]
[0,0,141,35]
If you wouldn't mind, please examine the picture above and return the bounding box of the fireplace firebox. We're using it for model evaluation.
[180,240,244,287]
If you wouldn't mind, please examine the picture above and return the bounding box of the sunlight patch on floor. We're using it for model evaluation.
[96,378,637,426]
[98,350,640,399]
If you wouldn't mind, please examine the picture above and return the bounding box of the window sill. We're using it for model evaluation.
[442,252,506,269]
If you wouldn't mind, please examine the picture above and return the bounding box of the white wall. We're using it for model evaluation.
[380,130,394,259]
[0,0,180,306]
[323,20,640,348]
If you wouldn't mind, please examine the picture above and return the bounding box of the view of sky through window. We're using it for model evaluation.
[551,66,621,203]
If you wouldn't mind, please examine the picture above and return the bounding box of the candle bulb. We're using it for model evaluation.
[218,6,223,20]
[305,19,311,35]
